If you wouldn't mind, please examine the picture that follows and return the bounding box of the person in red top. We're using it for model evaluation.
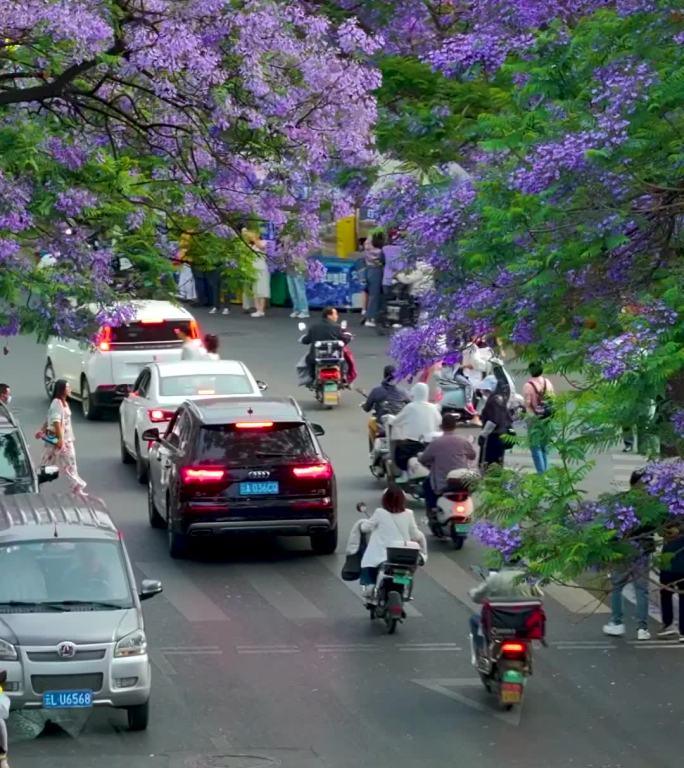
[522,362,555,473]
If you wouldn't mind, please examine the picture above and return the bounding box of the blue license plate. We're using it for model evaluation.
[43,689,93,709]
[239,481,279,495]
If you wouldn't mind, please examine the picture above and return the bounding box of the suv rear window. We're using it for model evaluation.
[110,320,192,345]
[199,423,316,464]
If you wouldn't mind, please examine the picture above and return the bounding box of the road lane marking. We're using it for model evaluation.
[245,567,325,620]
[137,561,230,623]
[423,552,480,606]
[237,646,302,655]
[412,678,522,726]
[319,554,423,617]
[150,649,176,676]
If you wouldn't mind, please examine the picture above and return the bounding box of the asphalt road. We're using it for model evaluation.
[3,307,681,768]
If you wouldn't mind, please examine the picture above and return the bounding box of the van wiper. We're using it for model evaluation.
[0,600,67,612]
[52,600,127,610]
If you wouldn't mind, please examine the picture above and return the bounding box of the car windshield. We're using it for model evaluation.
[0,429,33,491]
[199,423,316,464]
[160,373,254,397]
[0,539,134,610]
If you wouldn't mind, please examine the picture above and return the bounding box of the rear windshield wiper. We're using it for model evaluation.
[0,600,68,612]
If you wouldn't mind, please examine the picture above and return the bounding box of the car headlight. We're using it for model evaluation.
[114,629,147,658]
[0,638,17,660]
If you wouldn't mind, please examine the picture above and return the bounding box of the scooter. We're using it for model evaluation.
[469,567,546,711]
[297,321,352,408]
[356,502,423,634]
[429,468,480,550]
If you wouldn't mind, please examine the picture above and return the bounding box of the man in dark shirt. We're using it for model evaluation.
[362,365,409,419]
[301,306,348,382]
[419,413,477,511]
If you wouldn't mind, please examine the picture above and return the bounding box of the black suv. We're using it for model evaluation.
[145,397,337,558]
[0,403,59,494]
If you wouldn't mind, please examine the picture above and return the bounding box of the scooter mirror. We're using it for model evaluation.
[340,320,348,330]
[356,502,367,514]
[297,322,306,332]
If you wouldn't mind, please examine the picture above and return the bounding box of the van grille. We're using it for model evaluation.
[31,674,103,694]
[27,649,106,662]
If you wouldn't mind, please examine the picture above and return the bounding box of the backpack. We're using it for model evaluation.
[529,379,554,419]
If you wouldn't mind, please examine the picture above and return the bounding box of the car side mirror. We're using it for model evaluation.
[256,380,268,392]
[142,427,160,442]
[298,322,307,332]
[139,579,163,601]
[311,423,325,437]
[38,465,59,484]
[340,320,348,330]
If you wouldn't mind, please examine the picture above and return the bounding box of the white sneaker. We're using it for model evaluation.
[298,312,310,319]
[365,320,376,327]
[602,622,626,637]
[290,311,299,318]
[250,311,265,318]
[221,308,230,315]
[209,307,217,315]
[657,626,679,640]
[637,628,651,641]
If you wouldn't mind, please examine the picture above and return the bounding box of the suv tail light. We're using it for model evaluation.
[181,466,227,484]
[292,463,332,480]
[97,325,112,352]
[188,320,200,339]
[148,408,175,423]
[319,369,341,381]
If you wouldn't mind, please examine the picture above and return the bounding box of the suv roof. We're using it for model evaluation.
[0,492,118,542]
[186,397,304,425]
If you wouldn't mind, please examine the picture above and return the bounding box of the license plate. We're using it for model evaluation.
[453,523,471,534]
[393,574,412,585]
[500,684,522,704]
[323,388,339,405]
[239,481,279,495]
[43,690,93,709]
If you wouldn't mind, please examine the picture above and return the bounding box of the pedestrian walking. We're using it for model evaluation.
[37,379,87,495]
[522,361,555,473]
[176,327,208,360]
[363,232,385,328]
[658,522,684,641]
[477,375,513,470]
[204,334,220,360]
[286,257,309,318]
[0,384,10,407]
[603,470,654,641]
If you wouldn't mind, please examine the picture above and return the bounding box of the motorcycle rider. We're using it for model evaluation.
[468,563,542,663]
[301,306,349,384]
[418,412,477,513]
[387,382,442,479]
[362,365,410,447]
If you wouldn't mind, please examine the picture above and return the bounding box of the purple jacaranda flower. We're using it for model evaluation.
[472,521,522,561]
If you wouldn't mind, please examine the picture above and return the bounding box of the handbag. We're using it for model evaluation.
[341,531,368,581]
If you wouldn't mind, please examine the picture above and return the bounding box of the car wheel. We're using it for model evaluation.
[310,527,338,555]
[135,436,148,484]
[120,421,134,464]
[168,528,189,559]
[147,481,165,529]
[44,359,56,400]
[81,378,100,421]
[126,700,149,731]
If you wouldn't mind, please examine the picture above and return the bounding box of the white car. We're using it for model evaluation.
[45,300,199,420]
[119,359,266,482]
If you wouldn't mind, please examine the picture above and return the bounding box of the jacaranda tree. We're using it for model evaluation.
[0,0,380,340]
[364,1,684,579]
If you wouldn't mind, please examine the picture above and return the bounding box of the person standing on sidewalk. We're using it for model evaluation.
[522,361,555,473]
[363,232,385,328]
[603,470,654,641]
[286,257,309,319]
[658,522,684,641]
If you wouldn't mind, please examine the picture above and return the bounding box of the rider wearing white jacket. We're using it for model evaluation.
[388,382,441,442]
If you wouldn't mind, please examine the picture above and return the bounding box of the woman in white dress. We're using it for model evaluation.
[242,228,271,318]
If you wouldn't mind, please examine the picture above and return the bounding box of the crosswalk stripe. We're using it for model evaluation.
[137,561,229,623]
[244,566,325,620]
[319,554,423,618]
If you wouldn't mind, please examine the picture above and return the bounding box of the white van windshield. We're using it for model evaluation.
[0,540,134,610]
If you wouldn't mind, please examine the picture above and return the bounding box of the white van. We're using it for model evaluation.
[44,300,200,420]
